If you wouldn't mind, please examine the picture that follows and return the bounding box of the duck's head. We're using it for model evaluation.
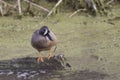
[39,26,53,41]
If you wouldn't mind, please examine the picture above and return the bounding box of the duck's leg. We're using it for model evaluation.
[47,48,53,60]
[47,46,57,60]
[37,52,44,63]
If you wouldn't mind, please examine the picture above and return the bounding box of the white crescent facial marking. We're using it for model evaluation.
[43,29,48,35]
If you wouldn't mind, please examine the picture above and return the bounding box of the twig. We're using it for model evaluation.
[24,0,49,12]
[0,0,17,9]
[91,0,97,13]
[106,0,114,5]
[0,0,3,16]
[40,0,63,24]
[17,0,22,16]
[69,9,86,18]
[46,0,62,17]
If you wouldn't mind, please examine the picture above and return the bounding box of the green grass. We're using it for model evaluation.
[0,8,120,80]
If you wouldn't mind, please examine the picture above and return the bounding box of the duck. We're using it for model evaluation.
[31,26,57,63]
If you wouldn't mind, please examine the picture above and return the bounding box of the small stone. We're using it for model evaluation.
[7,71,14,76]
[17,72,29,79]
[0,72,5,75]
[30,71,37,74]
[39,70,46,74]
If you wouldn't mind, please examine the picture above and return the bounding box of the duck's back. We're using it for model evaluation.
[31,30,57,52]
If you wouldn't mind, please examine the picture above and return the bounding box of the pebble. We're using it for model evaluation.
[17,72,29,79]
[39,70,46,74]
[7,71,14,76]
[30,71,37,74]
[0,72,5,75]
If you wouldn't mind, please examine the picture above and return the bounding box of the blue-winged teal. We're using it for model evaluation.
[31,26,57,63]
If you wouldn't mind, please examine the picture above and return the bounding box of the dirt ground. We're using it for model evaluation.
[0,7,120,80]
